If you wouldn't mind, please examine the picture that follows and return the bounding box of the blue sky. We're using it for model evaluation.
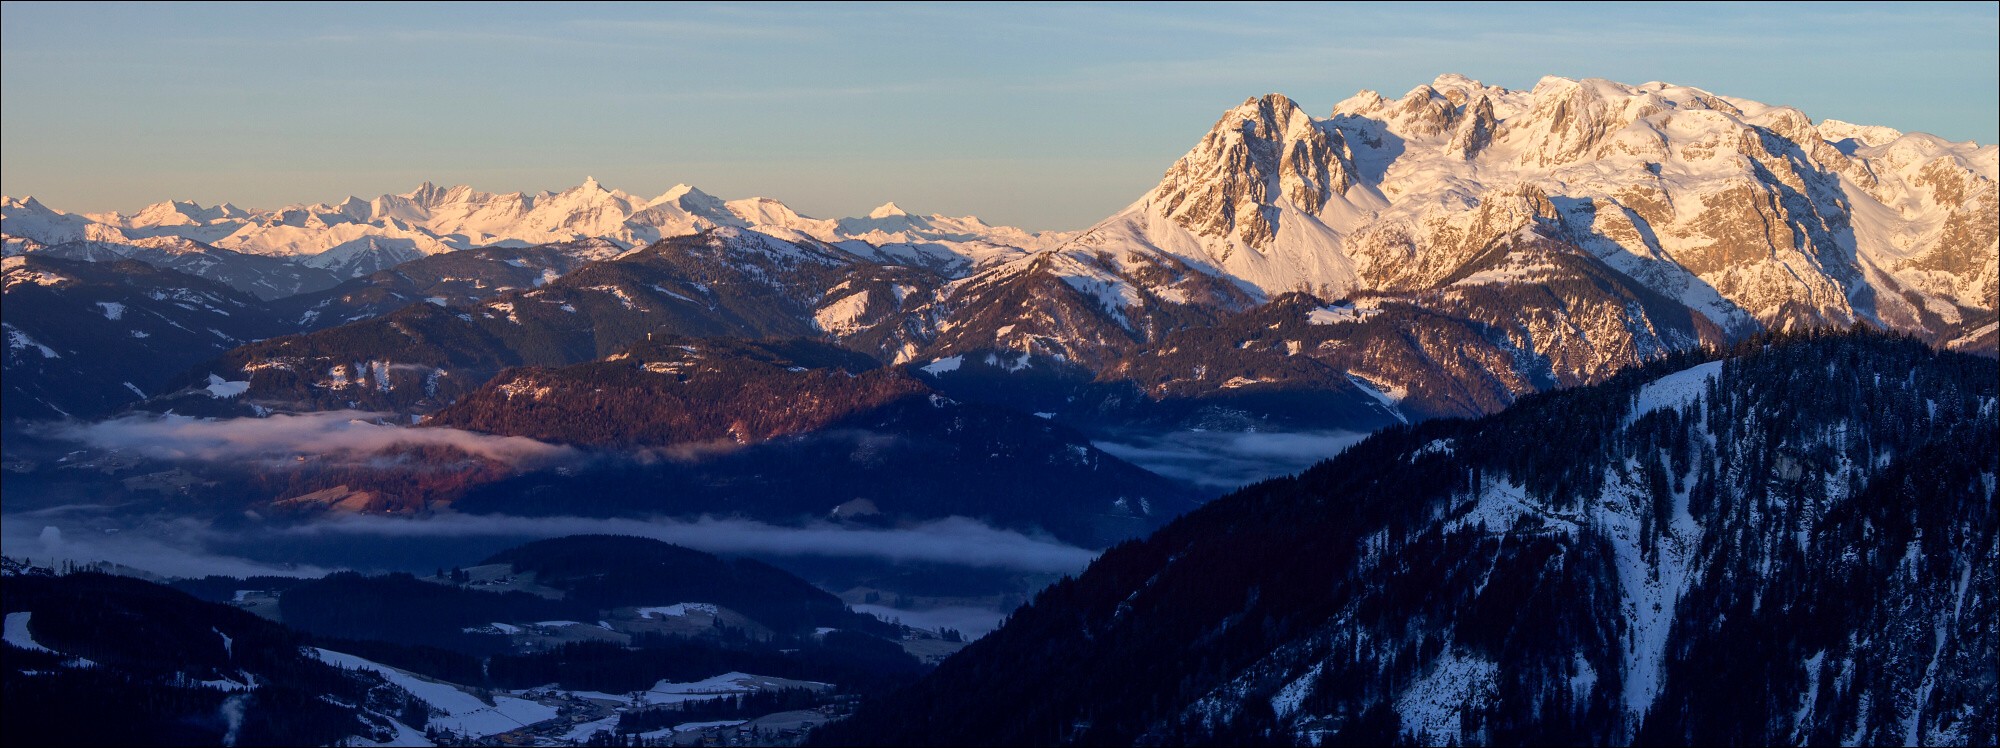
[3,2,1995,230]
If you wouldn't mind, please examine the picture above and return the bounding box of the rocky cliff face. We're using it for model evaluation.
[902,76,1995,424]
[1151,94,1355,251]
[1062,75,1995,348]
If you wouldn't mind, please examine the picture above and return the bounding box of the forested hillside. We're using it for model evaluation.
[2,569,420,746]
[817,332,1998,746]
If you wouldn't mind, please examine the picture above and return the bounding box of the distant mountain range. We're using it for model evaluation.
[4,73,1995,509]
[2,179,1067,283]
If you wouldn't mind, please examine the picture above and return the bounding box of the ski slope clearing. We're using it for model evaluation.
[312,648,557,738]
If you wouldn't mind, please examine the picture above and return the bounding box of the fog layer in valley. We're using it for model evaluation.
[1092,430,1370,489]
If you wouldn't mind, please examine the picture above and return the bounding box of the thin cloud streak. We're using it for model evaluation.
[281,514,1101,573]
[564,18,816,40]
[0,512,1100,579]
[4,521,333,580]
[1094,430,1368,489]
[48,411,577,466]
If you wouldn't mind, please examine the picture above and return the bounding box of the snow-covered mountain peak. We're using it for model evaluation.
[5,178,1063,279]
[1221,93,1318,139]
[1817,119,1904,148]
[1,195,98,246]
[1331,89,1388,117]
[128,199,221,227]
[550,177,626,202]
[1001,74,1995,350]
[1146,91,1352,250]
[722,196,807,225]
[649,183,708,205]
[1429,72,1481,90]
[647,183,728,213]
[398,180,489,209]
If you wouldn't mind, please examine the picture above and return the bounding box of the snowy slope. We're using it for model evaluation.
[312,648,558,739]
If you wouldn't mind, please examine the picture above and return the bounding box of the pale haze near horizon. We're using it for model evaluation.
[3,2,1995,231]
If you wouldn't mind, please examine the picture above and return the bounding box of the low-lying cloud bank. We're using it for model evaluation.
[0,511,1099,580]
[281,513,1099,573]
[49,411,577,465]
[2,517,333,579]
[1093,430,1369,489]
[851,603,1010,637]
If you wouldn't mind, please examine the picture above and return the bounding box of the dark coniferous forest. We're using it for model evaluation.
[2,570,423,747]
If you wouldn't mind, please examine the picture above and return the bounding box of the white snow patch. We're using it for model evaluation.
[311,648,558,738]
[984,350,1031,372]
[1058,272,1141,328]
[1448,479,1578,535]
[204,374,251,399]
[812,290,872,334]
[4,612,56,654]
[920,355,963,375]
[585,285,640,310]
[1307,303,1379,325]
[1596,458,1703,720]
[1625,360,1722,426]
[1794,650,1824,740]
[4,324,61,358]
[1347,374,1409,423]
[1270,662,1322,718]
[1394,647,1499,745]
[673,719,747,733]
[637,603,720,619]
[2,259,69,289]
[96,301,125,320]
[350,715,434,747]
[563,715,623,742]
[567,672,829,708]
[462,622,523,635]
[1570,654,1598,704]
[4,612,96,668]
[199,675,256,692]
